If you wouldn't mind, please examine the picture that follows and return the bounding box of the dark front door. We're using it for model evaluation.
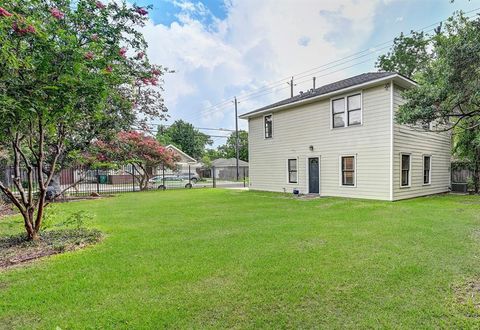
[308,158,319,194]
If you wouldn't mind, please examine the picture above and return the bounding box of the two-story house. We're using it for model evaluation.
[239,72,451,201]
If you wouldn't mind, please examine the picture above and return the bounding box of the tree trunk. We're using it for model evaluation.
[475,151,480,194]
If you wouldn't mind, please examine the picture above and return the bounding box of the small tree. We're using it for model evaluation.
[92,131,178,191]
[0,1,168,239]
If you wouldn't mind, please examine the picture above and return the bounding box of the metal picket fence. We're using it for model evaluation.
[0,163,248,199]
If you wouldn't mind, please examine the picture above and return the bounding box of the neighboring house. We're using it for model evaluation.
[239,72,451,201]
[156,145,200,176]
[211,158,249,180]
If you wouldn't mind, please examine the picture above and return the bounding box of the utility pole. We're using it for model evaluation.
[234,97,240,181]
[313,76,316,90]
[287,76,296,98]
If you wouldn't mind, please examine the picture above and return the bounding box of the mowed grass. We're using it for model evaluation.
[1,189,480,329]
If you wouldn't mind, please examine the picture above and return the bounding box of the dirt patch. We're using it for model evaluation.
[454,278,480,318]
[0,229,102,270]
[0,202,16,219]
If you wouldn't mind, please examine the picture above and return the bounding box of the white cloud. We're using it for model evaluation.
[140,0,391,131]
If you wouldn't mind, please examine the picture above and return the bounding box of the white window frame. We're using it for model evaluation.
[264,113,273,139]
[286,158,298,184]
[330,92,363,129]
[400,153,411,188]
[338,154,357,187]
[423,154,432,185]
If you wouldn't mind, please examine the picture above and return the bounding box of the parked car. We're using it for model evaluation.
[148,175,193,190]
[177,172,199,183]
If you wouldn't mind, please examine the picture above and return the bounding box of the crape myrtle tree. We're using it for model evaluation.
[377,13,480,191]
[0,1,169,240]
[91,131,178,191]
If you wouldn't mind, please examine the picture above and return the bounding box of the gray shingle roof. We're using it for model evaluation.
[212,158,249,167]
[240,72,398,117]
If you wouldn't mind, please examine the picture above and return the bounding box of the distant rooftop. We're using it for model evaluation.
[212,158,249,167]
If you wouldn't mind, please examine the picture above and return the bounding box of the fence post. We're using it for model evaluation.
[243,167,246,188]
[212,166,216,188]
[162,165,165,188]
[132,165,135,192]
[188,165,191,182]
[96,168,100,194]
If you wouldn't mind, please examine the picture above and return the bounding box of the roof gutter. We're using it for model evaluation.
[239,74,416,119]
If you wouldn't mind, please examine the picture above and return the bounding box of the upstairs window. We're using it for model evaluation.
[288,159,298,183]
[264,115,273,138]
[332,98,345,128]
[347,94,362,126]
[332,93,362,128]
[341,156,355,186]
[423,155,431,184]
[401,154,411,187]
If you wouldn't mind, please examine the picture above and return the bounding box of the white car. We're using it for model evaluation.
[148,176,193,190]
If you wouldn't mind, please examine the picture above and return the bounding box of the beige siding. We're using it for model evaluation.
[248,84,392,200]
[392,84,451,200]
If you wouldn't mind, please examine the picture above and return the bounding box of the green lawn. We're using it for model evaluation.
[1,189,480,329]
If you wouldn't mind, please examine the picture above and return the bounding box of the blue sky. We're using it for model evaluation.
[134,0,479,145]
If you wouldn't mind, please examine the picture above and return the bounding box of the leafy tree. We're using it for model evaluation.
[91,131,178,191]
[0,1,168,240]
[389,14,480,191]
[453,122,480,192]
[156,120,212,160]
[218,130,248,162]
[375,31,432,79]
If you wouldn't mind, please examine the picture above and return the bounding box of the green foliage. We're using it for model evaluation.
[156,120,212,159]
[42,205,93,230]
[467,176,476,190]
[217,130,248,162]
[376,31,432,79]
[0,0,168,238]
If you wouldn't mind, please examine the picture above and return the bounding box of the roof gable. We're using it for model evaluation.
[166,145,197,163]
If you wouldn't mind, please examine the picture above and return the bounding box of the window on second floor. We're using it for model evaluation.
[332,93,362,128]
[264,115,273,139]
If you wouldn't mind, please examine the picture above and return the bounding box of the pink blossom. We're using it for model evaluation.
[141,77,150,85]
[91,33,99,41]
[50,8,65,19]
[96,1,106,9]
[84,51,94,60]
[135,52,145,60]
[150,77,158,86]
[12,22,36,35]
[119,47,127,58]
[0,7,13,17]
[135,7,148,16]
[105,66,113,73]
[151,69,161,76]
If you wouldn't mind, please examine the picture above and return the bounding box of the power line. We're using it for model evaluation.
[149,123,236,132]
[181,8,480,121]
